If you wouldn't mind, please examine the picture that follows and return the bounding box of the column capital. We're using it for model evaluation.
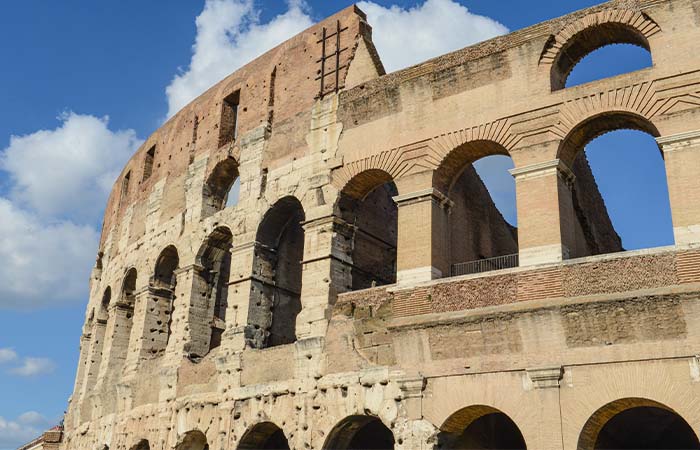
[393,188,453,209]
[526,366,564,389]
[230,240,257,255]
[656,130,700,153]
[510,159,575,188]
[301,214,353,233]
[508,159,576,182]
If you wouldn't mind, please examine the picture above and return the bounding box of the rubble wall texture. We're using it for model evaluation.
[62,1,700,449]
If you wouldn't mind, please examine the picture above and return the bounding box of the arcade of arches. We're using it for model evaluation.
[62,2,700,450]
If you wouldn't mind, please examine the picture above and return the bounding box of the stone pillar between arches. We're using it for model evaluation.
[657,130,700,247]
[297,215,354,340]
[510,158,576,266]
[393,188,452,285]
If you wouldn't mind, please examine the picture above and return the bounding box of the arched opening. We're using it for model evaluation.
[130,440,150,450]
[566,44,652,88]
[99,287,111,322]
[154,246,179,290]
[151,246,179,352]
[247,196,305,349]
[323,415,394,450]
[121,268,137,306]
[435,142,519,276]
[338,169,398,290]
[549,21,654,90]
[203,157,239,217]
[578,398,700,450]
[176,430,209,450]
[238,422,290,450]
[558,112,672,258]
[438,405,526,450]
[195,227,233,354]
[82,287,112,397]
[102,268,137,372]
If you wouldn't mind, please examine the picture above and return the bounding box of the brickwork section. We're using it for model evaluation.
[335,249,700,319]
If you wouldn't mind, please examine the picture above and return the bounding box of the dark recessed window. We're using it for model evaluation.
[219,91,240,148]
[142,145,155,181]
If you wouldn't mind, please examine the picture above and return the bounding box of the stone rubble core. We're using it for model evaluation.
[61,1,700,450]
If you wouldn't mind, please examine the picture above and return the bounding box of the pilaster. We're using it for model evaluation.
[393,187,452,285]
[657,130,700,247]
[510,157,576,266]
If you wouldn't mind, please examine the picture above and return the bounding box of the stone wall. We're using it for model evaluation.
[60,0,700,449]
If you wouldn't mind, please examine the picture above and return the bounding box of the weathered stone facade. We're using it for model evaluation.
[62,1,700,449]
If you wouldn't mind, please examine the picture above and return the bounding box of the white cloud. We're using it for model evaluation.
[0,113,139,310]
[0,412,52,450]
[16,412,48,428]
[0,348,17,364]
[358,0,508,72]
[1,112,141,222]
[165,0,314,117]
[0,198,98,309]
[8,357,56,377]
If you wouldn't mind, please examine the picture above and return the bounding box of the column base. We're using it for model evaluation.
[674,225,700,247]
[396,266,442,286]
[519,244,569,267]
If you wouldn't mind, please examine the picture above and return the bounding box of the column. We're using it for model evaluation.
[296,215,354,340]
[124,284,175,370]
[393,187,452,285]
[222,240,257,351]
[657,130,700,247]
[164,264,215,359]
[164,267,200,360]
[510,159,576,266]
[525,367,565,450]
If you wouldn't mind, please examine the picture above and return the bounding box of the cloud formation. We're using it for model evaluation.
[359,0,508,72]
[0,412,52,450]
[165,0,314,117]
[0,349,17,364]
[0,113,140,310]
[1,112,140,222]
[8,357,56,377]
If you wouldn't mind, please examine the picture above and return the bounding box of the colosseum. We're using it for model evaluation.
[61,0,700,449]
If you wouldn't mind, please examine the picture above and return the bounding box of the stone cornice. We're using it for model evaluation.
[393,188,453,209]
[656,130,700,151]
[509,159,575,186]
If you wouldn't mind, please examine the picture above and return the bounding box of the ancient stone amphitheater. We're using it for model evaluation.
[62,1,700,449]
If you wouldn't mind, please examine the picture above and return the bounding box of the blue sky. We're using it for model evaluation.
[0,1,672,448]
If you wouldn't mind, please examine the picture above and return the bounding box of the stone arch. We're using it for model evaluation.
[558,110,661,166]
[437,404,526,450]
[577,397,700,450]
[152,245,180,349]
[121,268,138,306]
[556,111,670,257]
[153,245,179,290]
[433,140,512,195]
[194,226,233,353]
[331,148,406,197]
[540,9,661,90]
[202,156,239,217]
[129,439,150,450]
[323,415,395,450]
[336,169,398,290]
[433,140,519,275]
[98,287,112,322]
[237,422,290,450]
[247,196,305,348]
[176,430,208,450]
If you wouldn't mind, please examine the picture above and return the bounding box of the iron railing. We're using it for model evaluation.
[451,253,519,277]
